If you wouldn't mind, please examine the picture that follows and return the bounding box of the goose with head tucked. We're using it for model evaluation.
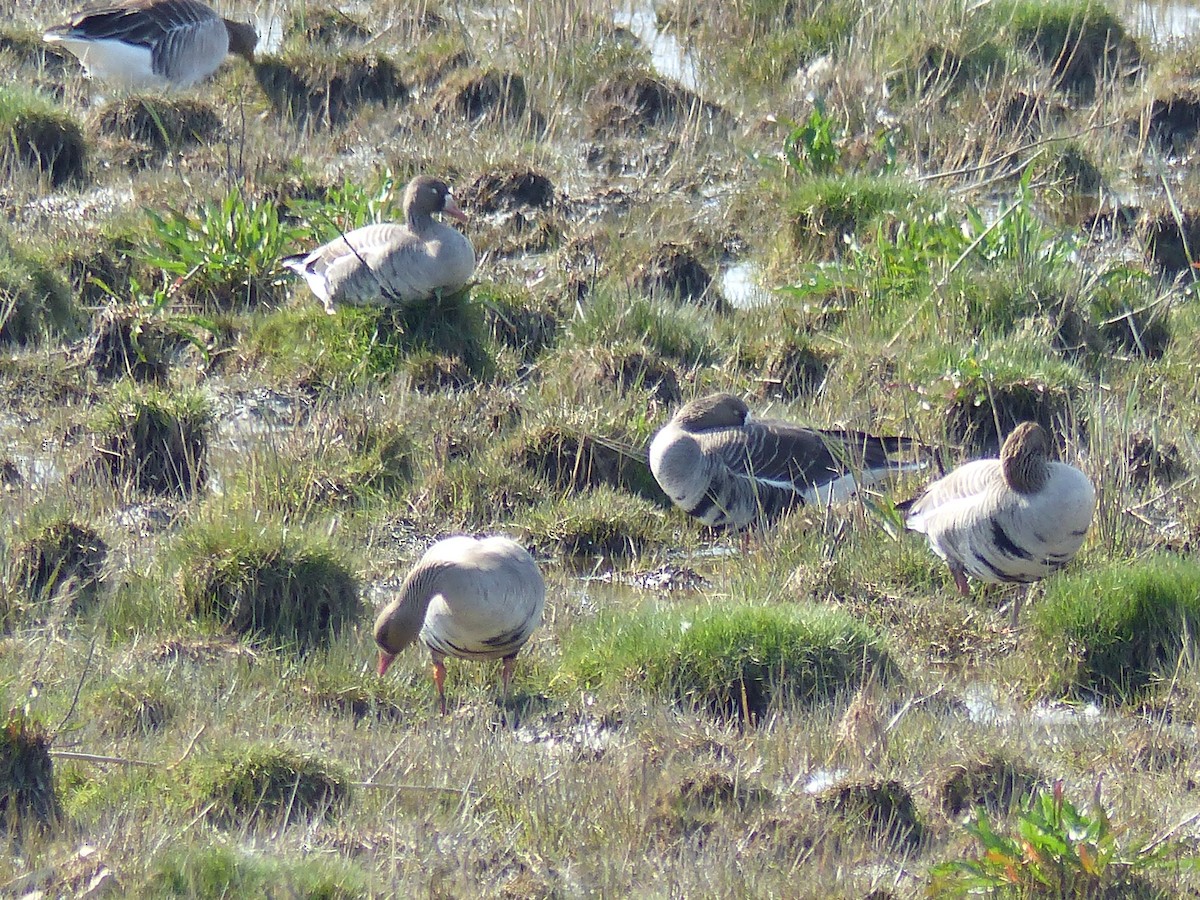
[902,421,1095,615]
[648,393,921,530]
[282,175,476,314]
[373,535,544,715]
[43,0,257,90]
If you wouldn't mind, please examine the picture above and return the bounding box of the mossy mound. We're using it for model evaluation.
[0,87,85,186]
[81,304,196,383]
[818,779,924,851]
[1031,556,1200,698]
[587,72,727,133]
[0,710,60,833]
[12,518,107,614]
[564,345,681,405]
[479,286,559,363]
[96,384,210,496]
[783,175,928,260]
[464,167,556,212]
[992,0,1140,94]
[652,769,773,839]
[177,521,360,653]
[521,487,668,560]
[90,676,176,736]
[559,603,896,722]
[510,422,660,500]
[255,52,408,127]
[0,243,78,346]
[285,6,371,46]
[637,243,719,308]
[738,336,831,401]
[434,68,527,121]
[95,96,221,159]
[186,744,349,827]
[939,755,1042,817]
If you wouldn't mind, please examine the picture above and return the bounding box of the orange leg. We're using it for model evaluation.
[431,652,448,715]
[949,563,971,597]
[500,656,516,704]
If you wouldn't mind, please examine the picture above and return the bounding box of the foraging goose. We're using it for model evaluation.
[282,176,476,314]
[903,421,1095,600]
[374,535,544,714]
[43,0,257,90]
[648,393,920,529]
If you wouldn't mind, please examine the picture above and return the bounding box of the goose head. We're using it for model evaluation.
[405,176,468,229]
[225,19,258,63]
[1000,421,1052,494]
[674,393,749,432]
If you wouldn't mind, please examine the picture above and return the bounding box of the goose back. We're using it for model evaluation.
[44,0,257,89]
[649,393,919,528]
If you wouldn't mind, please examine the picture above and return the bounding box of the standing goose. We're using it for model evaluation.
[43,0,257,90]
[373,535,544,715]
[648,393,920,529]
[282,175,476,314]
[903,421,1095,606]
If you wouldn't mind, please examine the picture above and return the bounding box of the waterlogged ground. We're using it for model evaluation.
[1,0,1200,897]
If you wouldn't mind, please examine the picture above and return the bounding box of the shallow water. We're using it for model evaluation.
[1126,0,1200,48]
[612,3,700,92]
[720,260,773,310]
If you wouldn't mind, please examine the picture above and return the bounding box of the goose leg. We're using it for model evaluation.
[500,655,516,704]
[949,563,971,597]
[431,652,448,715]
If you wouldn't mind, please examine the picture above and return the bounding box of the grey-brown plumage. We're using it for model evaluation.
[648,393,920,529]
[282,176,476,313]
[903,422,1095,597]
[373,535,544,714]
[44,0,257,89]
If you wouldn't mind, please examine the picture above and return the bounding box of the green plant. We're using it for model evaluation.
[782,102,841,176]
[141,188,302,309]
[930,780,1193,896]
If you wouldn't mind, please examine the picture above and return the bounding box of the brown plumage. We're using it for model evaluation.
[44,0,257,89]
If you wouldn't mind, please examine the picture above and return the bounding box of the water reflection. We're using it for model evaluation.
[612,3,700,91]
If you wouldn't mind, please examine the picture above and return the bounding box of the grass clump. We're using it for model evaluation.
[184,743,350,827]
[520,486,669,560]
[88,673,176,736]
[148,843,371,898]
[0,241,77,346]
[11,516,107,615]
[1030,556,1200,698]
[559,602,894,722]
[177,519,360,653]
[780,175,930,261]
[989,0,1140,93]
[254,51,408,127]
[140,188,300,310]
[0,709,60,833]
[96,382,210,496]
[818,778,925,852]
[0,87,85,186]
[95,95,221,158]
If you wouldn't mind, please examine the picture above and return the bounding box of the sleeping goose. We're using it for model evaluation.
[282,175,476,314]
[648,393,921,529]
[43,0,257,90]
[903,421,1095,611]
[373,535,544,715]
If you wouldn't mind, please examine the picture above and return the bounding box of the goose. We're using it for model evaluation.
[902,421,1095,616]
[281,175,476,314]
[648,393,921,529]
[43,0,257,90]
[373,535,544,715]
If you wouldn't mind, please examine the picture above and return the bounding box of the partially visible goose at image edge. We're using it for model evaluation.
[43,0,257,90]
[901,421,1096,619]
[649,392,923,530]
[373,535,545,715]
[282,175,477,314]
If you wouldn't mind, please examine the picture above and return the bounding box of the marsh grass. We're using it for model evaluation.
[0,87,85,187]
[0,0,1199,894]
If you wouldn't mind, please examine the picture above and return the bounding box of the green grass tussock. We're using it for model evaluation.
[0,87,85,186]
[0,709,60,834]
[176,519,360,653]
[95,381,210,497]
[10,516,107,616]
[183,743,350,827]
[148,843,371,898]
[1031,555,1200,698]
[0,239,78,346]
[559,601,895,721]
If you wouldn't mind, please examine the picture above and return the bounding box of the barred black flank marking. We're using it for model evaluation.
[686,492,718,522]
[977,554,1018,582]
[990,519,1034,560]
